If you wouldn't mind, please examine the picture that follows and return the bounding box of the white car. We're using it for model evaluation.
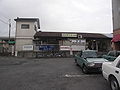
[102,55,120,90]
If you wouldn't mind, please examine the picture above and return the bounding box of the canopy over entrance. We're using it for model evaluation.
[111,34,120,42]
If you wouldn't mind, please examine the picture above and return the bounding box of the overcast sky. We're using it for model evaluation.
[0,0,113,36]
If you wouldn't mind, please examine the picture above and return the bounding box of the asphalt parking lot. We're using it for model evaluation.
[0,56,111,90]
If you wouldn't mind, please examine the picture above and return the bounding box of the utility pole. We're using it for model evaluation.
[9,19,11,44]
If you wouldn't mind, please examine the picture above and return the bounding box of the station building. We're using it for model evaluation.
[14,17,112,58]
[34,32,112,57]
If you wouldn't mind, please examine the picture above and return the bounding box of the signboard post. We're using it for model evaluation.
[70,47,73,55]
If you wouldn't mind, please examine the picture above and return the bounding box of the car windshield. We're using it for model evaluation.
[116,51,120,57]
[82,51,97,58]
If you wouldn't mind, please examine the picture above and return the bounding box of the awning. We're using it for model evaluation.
[111,34,120,42]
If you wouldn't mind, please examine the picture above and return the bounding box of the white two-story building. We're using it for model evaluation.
[14,17,40,57]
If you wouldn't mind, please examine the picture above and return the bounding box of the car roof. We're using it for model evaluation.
[109,50,120,52]
[82,50,97,52]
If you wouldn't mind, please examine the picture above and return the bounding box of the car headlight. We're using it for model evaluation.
[87,63,95,67]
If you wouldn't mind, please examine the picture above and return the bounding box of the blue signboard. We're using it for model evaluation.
[39,45,54,51]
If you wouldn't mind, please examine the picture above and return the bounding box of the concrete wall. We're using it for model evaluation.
[112,0,120,30]
[15,21,37,52]
[15,38,33,51]
[16,22,36,37]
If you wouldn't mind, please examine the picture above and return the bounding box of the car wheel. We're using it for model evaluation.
[109,76,120,90]
[82,65,88,74]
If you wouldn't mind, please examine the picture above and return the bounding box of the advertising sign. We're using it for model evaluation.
[71,45,85,51]
[39,45,54,51]
[23,45,33,51]
[62,33,77,37]
[60,46,70,51]
[60,45,85,51]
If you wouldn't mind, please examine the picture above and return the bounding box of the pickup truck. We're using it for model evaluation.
[102,51,120,61]
[102,55,120,90]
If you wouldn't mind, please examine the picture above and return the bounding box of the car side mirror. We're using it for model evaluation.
[84,57,87,60]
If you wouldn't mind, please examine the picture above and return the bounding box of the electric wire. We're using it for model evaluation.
[0,18,8,24]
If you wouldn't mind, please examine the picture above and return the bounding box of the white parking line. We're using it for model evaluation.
[64,74,100,78]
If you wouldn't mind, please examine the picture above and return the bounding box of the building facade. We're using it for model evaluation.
[34,32,86,57]
[14,18,112,58]
[0,37,15,55]
[112,0,120,30]
[112,0,120,50]
[34,32,112,57]
[14,17,40,57]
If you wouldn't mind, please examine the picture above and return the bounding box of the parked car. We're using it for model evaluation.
[102,55,120,90]
[102,51,120,61]
[74,50,108,74]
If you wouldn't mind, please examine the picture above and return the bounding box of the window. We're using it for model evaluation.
[116,60,120,68]
[116,51,120,57]
[82,51,97,58]
[108,51,115,56]
[21,24,29,29]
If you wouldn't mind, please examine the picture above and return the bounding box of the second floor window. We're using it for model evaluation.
[21,24,30,29]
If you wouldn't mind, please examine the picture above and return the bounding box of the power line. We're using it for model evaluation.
[0,13,9,20]
[0,18,8,24]
[0,16,8,22]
